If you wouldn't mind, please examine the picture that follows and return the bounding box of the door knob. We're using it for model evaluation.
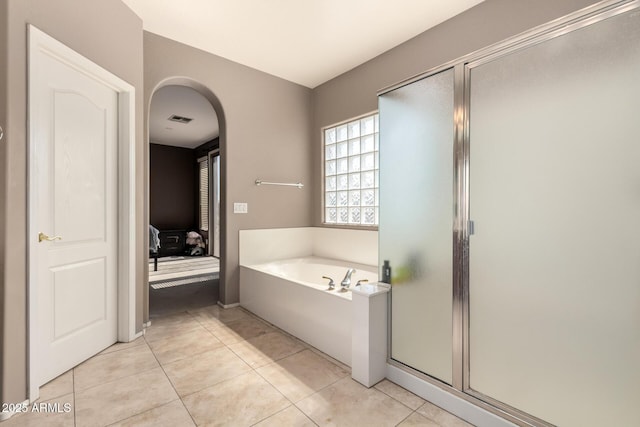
[38,232,62,242]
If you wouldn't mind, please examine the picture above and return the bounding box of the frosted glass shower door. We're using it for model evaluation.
[379,69,454,384]
[468,9,640,427]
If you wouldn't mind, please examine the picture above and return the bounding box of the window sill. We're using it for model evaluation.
[320,223,378,232]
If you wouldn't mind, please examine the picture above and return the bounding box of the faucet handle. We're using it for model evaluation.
[355,279,369,287]
[322,276,335,290]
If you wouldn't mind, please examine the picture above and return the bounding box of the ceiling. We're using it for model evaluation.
[149,85,219,148]
[141,0,484,148]
[123,0,484,88]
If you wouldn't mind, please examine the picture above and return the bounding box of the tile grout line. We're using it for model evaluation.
[292,401,321,427]
[151,309,251,406]
[177,307,394,426]
[373,384,427,413]
[70,306,327,426]
[146,326,226,366]
[244,338,322,427]
[226,339,308,370]
[267,362,418,427]
[228,306,355,425]
[73,351,161,395]
[97,305,449,426]
[102,399,185,427]
[290,387,332,427]
[293,368,349,408]
[97,339,146,357]
[249,346,350,426]
[206,308,323,425]
[148,305,401,426]
[394,410,416,427]
[250,402,320,427]
[176,367,254,402]
[143,335,199,426]
[74,344,170,426]
[248,369,295,426]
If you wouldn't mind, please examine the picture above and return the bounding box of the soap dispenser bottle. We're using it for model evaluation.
[381,260,391,284]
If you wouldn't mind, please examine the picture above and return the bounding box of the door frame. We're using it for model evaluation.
[208,149,220,258]
[27,25,137,401]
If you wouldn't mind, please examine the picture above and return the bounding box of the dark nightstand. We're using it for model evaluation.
[159,230,186,256]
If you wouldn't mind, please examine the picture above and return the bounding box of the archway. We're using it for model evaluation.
[145,78,226,321]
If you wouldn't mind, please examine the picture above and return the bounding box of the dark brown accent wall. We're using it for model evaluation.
[150,144,197,230]
[194,137,219,159]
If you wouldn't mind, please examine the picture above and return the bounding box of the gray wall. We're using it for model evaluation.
[0,0,8,408]
[144,32,313,310]
[0,0,144,404]
[311,0,599,226]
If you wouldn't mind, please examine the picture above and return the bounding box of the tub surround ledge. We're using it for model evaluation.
[352,283,390,387]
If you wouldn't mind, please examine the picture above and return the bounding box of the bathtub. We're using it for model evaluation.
[239,256,378,366]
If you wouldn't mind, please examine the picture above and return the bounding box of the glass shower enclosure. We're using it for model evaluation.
[379,1,640,426]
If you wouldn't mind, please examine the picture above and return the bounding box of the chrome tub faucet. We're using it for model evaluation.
[340,268,356,291]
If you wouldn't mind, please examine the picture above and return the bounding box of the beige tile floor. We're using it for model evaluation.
[5,306,473,427]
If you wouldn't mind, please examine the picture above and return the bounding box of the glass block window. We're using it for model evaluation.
[324,113,379,226]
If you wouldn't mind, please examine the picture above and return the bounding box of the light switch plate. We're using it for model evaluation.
[234,202,248,214]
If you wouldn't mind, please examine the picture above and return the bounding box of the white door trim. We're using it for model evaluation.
[27,25,137,401]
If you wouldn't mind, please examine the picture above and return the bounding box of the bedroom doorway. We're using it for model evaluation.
[148,84,222,318]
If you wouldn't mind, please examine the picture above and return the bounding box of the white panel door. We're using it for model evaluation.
[31,42,119,386]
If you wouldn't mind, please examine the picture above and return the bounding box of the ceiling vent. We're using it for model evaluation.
[168,114,193,124]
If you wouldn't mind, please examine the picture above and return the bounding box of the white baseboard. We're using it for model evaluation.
[217,301,240,309]
[386,364,516,427]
